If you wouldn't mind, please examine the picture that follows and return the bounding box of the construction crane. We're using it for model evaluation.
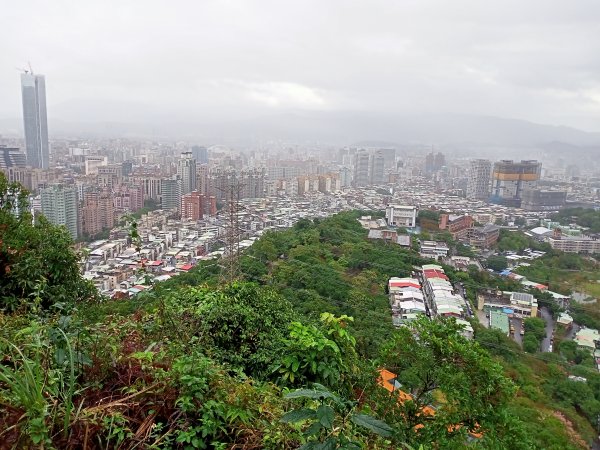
[15,62,33,74]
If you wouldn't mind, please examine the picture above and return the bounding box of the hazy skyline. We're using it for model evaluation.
[2,0,600,134]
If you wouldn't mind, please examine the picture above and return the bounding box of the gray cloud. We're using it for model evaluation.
[1,0,600,132]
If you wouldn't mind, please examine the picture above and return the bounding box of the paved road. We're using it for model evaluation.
[453,283,473,317]
[512,318,523,346]
[476,310,489,328]
[564,322,580,340]
[539,307,555,352]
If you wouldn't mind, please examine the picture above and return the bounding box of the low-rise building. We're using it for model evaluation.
[467,224,500,249]
[478,291,538,318]
[385,205,418,228]
[439,213,473,240]
[548,235,600,254]
[419,241,449,259]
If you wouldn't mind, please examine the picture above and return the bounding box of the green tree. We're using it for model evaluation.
[278,313,358,392]
[159,282,295,378]
[486,255,508,272]
[378,317,518,447]
[0,173,96,311]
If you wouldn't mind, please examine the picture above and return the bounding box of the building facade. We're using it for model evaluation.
[385,205,418,228]
[177,152,197,195]
[161,177,182,211]
[21,73,49,169]
[181,191,204,221]
[40,184,79,239]
[490,160,542,207]
[0,146,27,172]
[191,146,209,164]
[520,189,567,211]
[466,159,491,200]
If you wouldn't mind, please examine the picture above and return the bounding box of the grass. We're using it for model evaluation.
[581,281,600,298]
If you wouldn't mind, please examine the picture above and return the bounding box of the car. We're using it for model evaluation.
[520,329,525,336]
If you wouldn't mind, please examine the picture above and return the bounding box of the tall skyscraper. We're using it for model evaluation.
[353,150,371,186]
[21,72,49,169]
[191,146,209,164]
[369,150,385,185]
[353,149,385,186]
[40,184,79,240]
[177,151,196,194]
[466,159,492,200]
[161,177,182,211]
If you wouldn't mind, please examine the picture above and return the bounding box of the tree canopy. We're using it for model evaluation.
[0,173,96,312]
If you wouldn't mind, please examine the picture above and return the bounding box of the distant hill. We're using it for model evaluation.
[2,112,600,151]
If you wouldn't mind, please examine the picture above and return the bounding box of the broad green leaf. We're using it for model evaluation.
[280,408,316,423]
[351,414,393,437]
[298,443,317,450]
[315,437,338,450]
[285,388,335,400]
[304,421,323,436]
[316,405,335,429]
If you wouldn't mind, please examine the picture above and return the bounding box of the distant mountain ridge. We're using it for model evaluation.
[1,112,600,150]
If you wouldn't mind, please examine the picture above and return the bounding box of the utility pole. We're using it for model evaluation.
[218,175,245,283]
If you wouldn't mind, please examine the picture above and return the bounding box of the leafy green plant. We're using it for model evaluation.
[280,383,393,449]
[278,313,357,390]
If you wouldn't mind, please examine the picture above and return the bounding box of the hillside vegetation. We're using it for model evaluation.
[1,175,598,449]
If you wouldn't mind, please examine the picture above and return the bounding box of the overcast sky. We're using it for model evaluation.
[2,0,600,132]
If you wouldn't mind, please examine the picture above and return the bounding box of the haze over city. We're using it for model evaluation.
[2,0,600,143]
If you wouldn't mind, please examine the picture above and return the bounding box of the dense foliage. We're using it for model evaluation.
[1,205,598,448]
[552,207,600,233]
[0,173,96,312]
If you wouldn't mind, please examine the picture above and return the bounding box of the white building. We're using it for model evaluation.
[40,184,79,239]
[466,159,491,200]
[385,205,418,228]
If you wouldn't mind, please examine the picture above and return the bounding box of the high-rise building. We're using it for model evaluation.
[21,72,49,169]
[181,191,204,221]
[137,176,162,202]
[425,152,445,173]
[466,159,492,200]
[378,148,396,169]
[80,188,115,236]
[490,160,542,207]
[369,150,385,185]
[353,149,385,186]
[240,168,266,198]
[161,177,182,211]
[353,150,371,186]
[196,164,210,195]
[0,146,27,172]
[40,184,79,239]
[121,160,134,176]
[177,151,196,194]
[97,165,122,190]
[113,184,144,212]
[191,146,209,164]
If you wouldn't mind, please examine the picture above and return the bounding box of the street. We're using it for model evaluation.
[539,307,555,352]
[512,318,523,346]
